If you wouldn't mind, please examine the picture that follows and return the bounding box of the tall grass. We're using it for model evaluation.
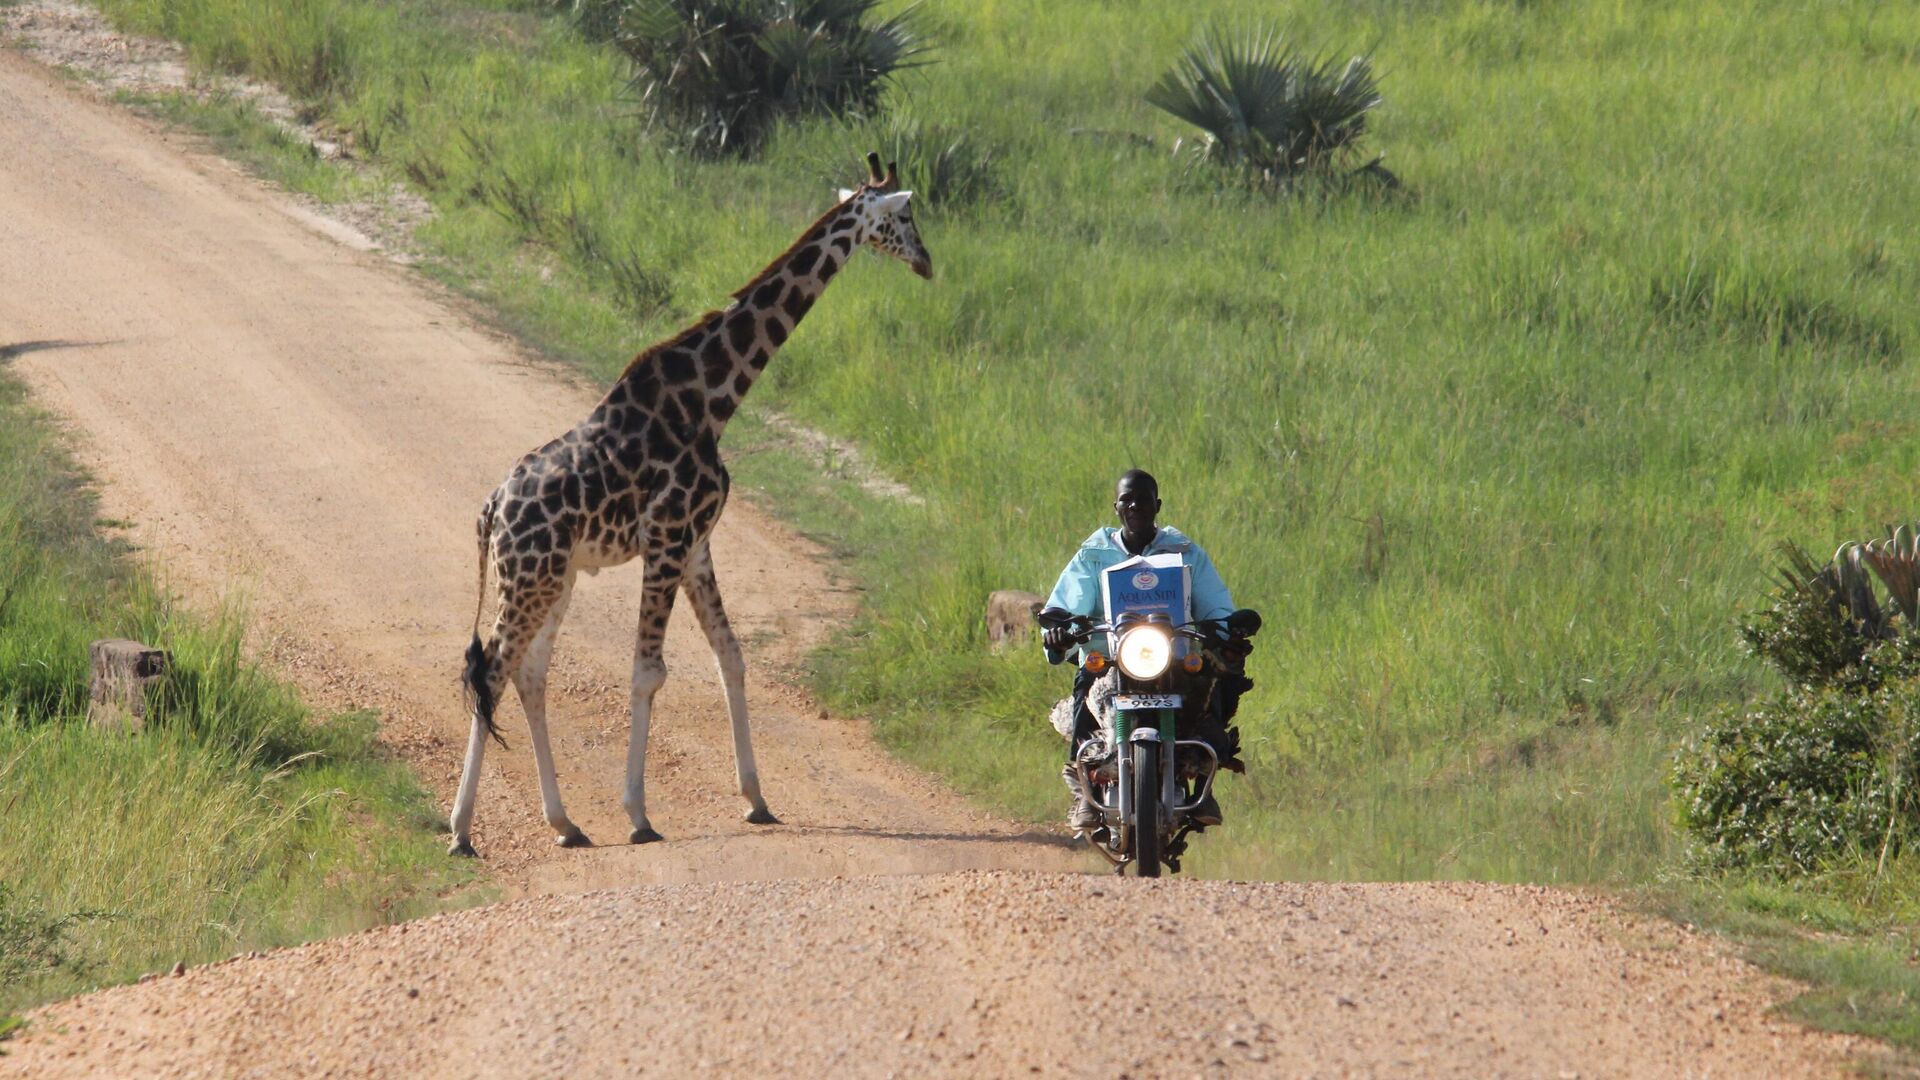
[77,0,1920,884]
[0,378,476,1016]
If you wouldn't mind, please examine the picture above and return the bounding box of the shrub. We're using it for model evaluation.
[1675,684,1920,872]
[1145,24,1388,191]
[1674,535,1920,871]
[603,0,931,157]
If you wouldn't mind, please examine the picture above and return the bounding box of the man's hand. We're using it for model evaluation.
[1037,607,1078,655]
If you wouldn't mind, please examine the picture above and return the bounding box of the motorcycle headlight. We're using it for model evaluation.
[1116,625,1173,680]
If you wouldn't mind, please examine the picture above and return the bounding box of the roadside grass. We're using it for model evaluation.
[1649,863,1920,1063]
[124,90,385,206]
[67,0,1920,889]
[0,377,482,1024]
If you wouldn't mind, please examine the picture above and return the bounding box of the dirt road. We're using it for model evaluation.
[0,38,1869,1078]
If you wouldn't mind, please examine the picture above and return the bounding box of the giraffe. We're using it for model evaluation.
[449,153,931,857]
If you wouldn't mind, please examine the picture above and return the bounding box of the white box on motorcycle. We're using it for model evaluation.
[1099,553,1191,659]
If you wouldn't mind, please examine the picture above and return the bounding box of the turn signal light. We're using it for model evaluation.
[1084,651,1108,673]
[1182,653,1205,674]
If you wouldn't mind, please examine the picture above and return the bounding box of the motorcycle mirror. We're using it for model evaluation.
[1227,609,1262,636]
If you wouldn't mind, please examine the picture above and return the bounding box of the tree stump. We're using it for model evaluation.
[985,590,1044,650]
[88,639,170,734]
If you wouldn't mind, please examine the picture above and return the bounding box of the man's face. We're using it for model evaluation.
[1114,479,1160,535]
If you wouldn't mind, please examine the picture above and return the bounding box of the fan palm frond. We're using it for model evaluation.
[1147,24,1382,186]
[612,0,931,156]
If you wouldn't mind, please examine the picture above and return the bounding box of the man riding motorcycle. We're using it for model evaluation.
[1038,469,1253,831]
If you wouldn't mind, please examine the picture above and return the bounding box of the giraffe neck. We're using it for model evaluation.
[603,200,861,441]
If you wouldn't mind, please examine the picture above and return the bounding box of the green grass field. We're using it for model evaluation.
[0,378,479,1021]
[85,0,1920,883]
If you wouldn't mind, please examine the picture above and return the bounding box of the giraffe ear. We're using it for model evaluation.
[837,188,857,203]
[873,191,912,213]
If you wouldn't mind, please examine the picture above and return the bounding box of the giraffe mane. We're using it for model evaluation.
[613,311,724,382]
[725,195,855,304]
[613,186,865,383]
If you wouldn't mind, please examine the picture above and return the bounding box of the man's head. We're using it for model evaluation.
[1113,469,1160,538]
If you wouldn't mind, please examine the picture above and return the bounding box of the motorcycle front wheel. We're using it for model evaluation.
[1131,740,1162,878]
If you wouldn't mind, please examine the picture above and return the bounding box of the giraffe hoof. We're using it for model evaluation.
[449,839,478,858]
[629,826,664,845]
[555,830,593,849]
[745,806,780,826]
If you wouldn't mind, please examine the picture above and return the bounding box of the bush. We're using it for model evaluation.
[600,0,931,157]
[1675,538,1920,871]
[1145,24,1387,191]
[1675,684,1920,872]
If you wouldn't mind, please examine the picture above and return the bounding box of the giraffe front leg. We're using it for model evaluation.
[624,569,677,845]
[683,543,775,824]
[518,586,588,847]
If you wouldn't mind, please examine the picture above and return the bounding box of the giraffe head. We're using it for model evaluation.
[837,152,932,280]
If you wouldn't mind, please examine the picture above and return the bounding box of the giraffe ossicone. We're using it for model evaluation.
[448,152,931,857]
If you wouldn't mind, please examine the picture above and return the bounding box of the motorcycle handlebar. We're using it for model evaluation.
[1039,609,1262,648]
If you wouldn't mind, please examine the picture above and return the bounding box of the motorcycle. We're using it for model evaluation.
[1038,603,1260,877]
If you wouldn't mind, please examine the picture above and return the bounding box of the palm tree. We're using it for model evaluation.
[1146,25,1384,188]
[611,0,930,157]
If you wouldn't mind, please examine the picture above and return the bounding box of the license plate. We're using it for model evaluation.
[1114,694,1182,710]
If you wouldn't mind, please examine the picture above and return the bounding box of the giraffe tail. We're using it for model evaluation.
[464,635,504,749]
[464,494,507,749]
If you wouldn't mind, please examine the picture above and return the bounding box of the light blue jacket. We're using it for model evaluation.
[1042,526,1235,649]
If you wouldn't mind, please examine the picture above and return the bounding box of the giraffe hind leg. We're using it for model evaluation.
[449,635,508,856]
[451,497,504,856]
[684,543,776,824]
[451,577,589,855]
[517,582,588,847]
